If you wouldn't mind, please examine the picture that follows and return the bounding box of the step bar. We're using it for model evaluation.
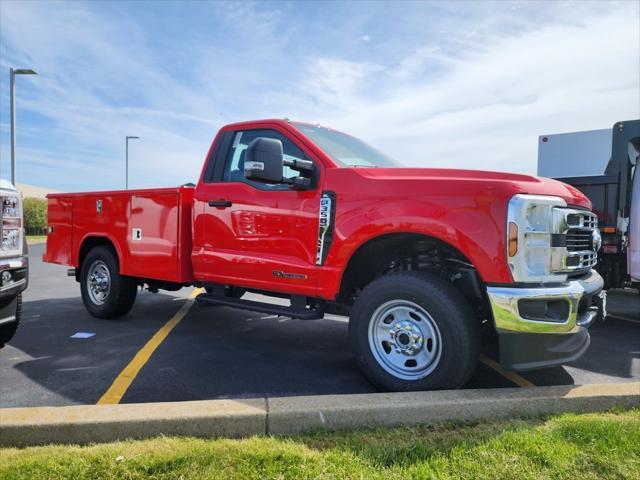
[195,293,324,320]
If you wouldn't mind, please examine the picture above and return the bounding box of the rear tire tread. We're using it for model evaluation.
[80,246,137,319]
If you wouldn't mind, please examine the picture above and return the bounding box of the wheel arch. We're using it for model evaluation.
[76,235,122,280]
[337,232,491,324]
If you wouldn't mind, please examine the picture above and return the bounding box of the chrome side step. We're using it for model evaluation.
[195,293,324,320]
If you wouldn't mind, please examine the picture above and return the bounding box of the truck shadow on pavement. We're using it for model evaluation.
[6,291,638,408]
[1,292,193,407]
[570,318,640,379]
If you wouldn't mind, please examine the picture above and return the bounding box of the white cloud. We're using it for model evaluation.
[0,0,637,191]
[0,1,219,190]
[297,4,640,174]
[299,58,382,108]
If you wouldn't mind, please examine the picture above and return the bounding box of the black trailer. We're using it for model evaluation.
[539,120,640,290]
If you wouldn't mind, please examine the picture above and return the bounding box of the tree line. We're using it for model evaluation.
[24,198,47,235]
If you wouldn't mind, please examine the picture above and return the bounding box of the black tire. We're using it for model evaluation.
[0,294,22,348]
[80,246,137,319]
[349,271,479,391]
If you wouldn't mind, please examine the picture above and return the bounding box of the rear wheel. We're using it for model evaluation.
[80,246,137,319]
[0,294,22,348]
[350,271,479,391]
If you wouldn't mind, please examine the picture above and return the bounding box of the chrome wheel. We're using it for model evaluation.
[87,260,111,305]
[367,300,442,380]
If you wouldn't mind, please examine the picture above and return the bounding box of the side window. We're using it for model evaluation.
[223,129,310,189]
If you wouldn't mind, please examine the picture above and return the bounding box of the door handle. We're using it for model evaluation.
[208,200,233,208]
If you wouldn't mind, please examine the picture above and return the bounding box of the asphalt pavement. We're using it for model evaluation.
[1,242,638,408]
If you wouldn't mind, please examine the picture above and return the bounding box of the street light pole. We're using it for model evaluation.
[9,70,14,184]
[125,135,139,189]
[9,68,37,185]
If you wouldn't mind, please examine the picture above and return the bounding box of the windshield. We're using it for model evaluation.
[293,123,402,168]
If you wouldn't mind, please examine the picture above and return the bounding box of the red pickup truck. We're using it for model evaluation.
[44,119,606,391]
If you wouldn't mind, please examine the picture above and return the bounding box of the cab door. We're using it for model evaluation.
[195,126,323,297]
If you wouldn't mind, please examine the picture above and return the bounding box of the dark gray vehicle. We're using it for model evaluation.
[0,179,28,347]
[538,120,640,291]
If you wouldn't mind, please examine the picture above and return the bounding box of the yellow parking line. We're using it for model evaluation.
[479,354,536,388]
[97,288,203,405]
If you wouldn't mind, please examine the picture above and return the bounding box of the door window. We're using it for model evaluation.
[223,129,310,189]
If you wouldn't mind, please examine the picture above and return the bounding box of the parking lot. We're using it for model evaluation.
[1,242,638,408]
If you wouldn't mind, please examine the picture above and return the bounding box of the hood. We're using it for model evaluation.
[348,167,592,209]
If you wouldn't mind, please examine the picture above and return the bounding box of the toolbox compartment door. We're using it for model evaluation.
[44,196,73,265]
[127,192,180,282]
[43,197,73,265]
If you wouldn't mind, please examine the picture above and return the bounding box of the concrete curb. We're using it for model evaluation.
[268,383,639,434]
[1,399,266,447]
[1,383,638,447]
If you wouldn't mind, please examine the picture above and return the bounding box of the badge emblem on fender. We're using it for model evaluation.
[316,191,336,265]
[591,229,602,252]
[272,270,307,279]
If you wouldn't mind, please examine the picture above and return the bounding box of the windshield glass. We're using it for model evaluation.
[293,123,402,168]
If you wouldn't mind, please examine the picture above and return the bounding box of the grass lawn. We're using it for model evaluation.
[2,408,639,480]
[26,235,46,244]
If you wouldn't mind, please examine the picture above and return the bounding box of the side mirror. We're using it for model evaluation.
[244,137,284,183]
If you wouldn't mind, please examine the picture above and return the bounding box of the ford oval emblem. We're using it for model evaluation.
[592,229,602,251]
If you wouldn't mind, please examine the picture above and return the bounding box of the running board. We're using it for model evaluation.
[195,293,324,320]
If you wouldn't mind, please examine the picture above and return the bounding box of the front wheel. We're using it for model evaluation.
[349,271,479,391]
[80,246,138,319]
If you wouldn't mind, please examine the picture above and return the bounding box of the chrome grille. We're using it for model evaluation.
[551,209,598,273]
[566,213,598,229]
[566,228,593,252]
[566,251,597,269]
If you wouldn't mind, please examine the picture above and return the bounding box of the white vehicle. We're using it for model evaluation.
[0,179,28,347]
[538,120,640,291]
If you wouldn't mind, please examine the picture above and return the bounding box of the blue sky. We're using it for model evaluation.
[0,0,638,192]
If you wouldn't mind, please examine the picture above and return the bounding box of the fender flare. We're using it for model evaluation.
[76,233,124,271]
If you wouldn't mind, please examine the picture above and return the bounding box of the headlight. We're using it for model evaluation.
[2,229,20,251]
[3,196,20,218]
[507,194,599,283]
[0,192,23,258]
[507,194,567,283]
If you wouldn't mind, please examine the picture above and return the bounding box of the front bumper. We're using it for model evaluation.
[0,295,19,326]
[486,270,605,371]
[0,255,29,299]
